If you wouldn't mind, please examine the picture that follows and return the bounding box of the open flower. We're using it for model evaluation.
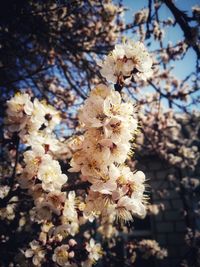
[79,95,107,128]
[28,98,60,133]
[86,239,102,262]
[37,154,68,191]
[24,240,46,266]
[52,245,70,267]
[90,164,120,194]
[6,93,33,132]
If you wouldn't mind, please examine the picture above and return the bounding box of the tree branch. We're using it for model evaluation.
[61,181,91,192]
[0,134,20,208]
[163,0,200,59]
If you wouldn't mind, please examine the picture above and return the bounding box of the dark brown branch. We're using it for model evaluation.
[61,181,91,192]
[163,0,200,59]
[57,56,87,100]
[146,0,152,39]
[0,134,20,208]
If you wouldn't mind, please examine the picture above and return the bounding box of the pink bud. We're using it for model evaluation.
[69,239,77,247]
[68,251,75,258]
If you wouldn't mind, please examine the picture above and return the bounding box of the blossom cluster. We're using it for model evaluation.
[67,40,153,222]
[128,239,168,261]
[5,94,102,266]
[134,9,149,25]
[138,107,200,170]
[6,93,60,140]
[137,239,168,259]
[97,211,118,239]
[126,239,168,265]
[0,196,18,221]
[24,237,102,267]
[69,83,147,222]
[2,0,199,264]
[4,38,153,266]
[99,40,153,85]
[6,93,69,219]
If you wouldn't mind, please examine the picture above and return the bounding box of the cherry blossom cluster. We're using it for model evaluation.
[0,196,18,221]
[67,40,153,222]
[69,83,147,222]
[127,239,168,263]
[6,93,68,212]
[5,93,103,266]
[134,9,149,25]
[6,93,60,140]
[99,40,153,85]
[4,39,153,265]
[97,212,118,239]
[137,239,168,259]
[138,107,200,170]
[2,0,199,265]
[22,190,102,267]
[24,236,102,267]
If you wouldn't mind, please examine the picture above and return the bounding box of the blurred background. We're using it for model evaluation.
[0,0,200,266]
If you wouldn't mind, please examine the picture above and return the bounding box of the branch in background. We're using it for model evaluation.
[146,0,152,39]
[61,181,91,192]
[0,134,20,208]
[163,0,200,59]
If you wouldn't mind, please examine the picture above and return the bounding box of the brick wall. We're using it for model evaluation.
[136,155,187,267]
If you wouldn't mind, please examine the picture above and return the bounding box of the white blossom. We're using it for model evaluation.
[137,239,168,259]
[52,245,70,267]
[24,240,46,266]
[37,154,67,192]
[0,185,10,199]
[6,93,33,132]
[85,238,102,262]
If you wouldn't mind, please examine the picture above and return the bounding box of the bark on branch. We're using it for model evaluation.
[163,0,200,59]
[61,181,91,192]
